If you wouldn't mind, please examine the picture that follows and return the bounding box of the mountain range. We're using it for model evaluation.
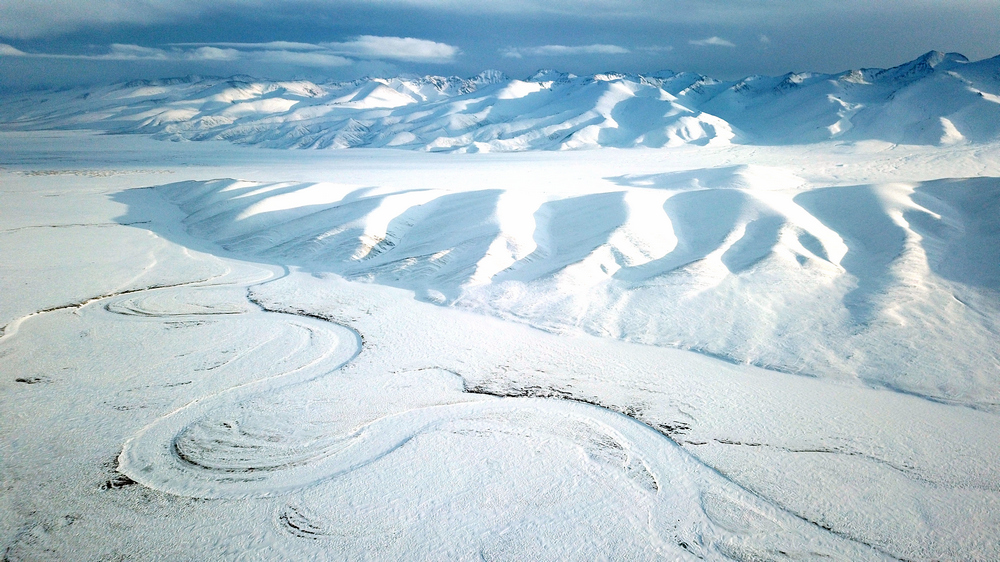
[3,50,999,150]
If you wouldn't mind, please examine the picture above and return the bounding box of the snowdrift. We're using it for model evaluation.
[3,51,1000,150]
[156,169,1000,411]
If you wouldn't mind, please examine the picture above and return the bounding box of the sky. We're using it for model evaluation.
[1,0,999,90]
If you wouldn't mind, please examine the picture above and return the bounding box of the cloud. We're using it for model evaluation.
[171,37,459,63]
[186,46,240,61]
[0,43,174,61]
[759,34,771,44]
[0,1,773,38]
[321,36,459,63]
[254,50,351,67]
[0,36,456,67]
[171,41,326,51]
[689,36,736,47]
[105,44,170,60]
[0,0,198,39]
[0,43,27,56]
[0,42,351,67]
[500,44,630,58]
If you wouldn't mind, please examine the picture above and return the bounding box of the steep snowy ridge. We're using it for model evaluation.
[3,51,999,150]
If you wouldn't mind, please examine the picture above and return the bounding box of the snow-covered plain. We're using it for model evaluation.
[2,52,1000,561]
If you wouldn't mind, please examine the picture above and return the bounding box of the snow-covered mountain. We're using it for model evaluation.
[3,50,999,150]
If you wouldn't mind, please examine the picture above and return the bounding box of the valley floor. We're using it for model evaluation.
[2,131,999,560]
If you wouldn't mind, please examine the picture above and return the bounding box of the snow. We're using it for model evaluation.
[138,160,1000,411]
[2,53,1000,560]
[5,51,999,151]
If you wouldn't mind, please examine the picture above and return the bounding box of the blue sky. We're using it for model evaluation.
[1,0,999,90]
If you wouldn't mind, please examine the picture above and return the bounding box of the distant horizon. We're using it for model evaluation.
[4,48,997,93]
[2,1,999,91]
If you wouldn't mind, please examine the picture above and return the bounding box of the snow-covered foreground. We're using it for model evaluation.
[2,131,1000,560]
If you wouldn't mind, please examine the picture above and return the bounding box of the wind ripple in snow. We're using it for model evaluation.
[111,279,882,559]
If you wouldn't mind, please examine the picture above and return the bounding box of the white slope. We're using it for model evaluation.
[154,161,1000,412]
[4,51,999,151]
[706,51,1000,145]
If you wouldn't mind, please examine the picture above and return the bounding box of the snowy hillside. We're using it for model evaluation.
[154,163,1000,412]
[3,51,999,150]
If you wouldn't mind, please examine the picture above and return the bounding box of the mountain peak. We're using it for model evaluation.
[526,69,575,83]
[870,50,968,84]
[916,50,969,67]
[472,69,508,85]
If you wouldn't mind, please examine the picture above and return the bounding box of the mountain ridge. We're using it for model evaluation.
[2,50,999,151]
